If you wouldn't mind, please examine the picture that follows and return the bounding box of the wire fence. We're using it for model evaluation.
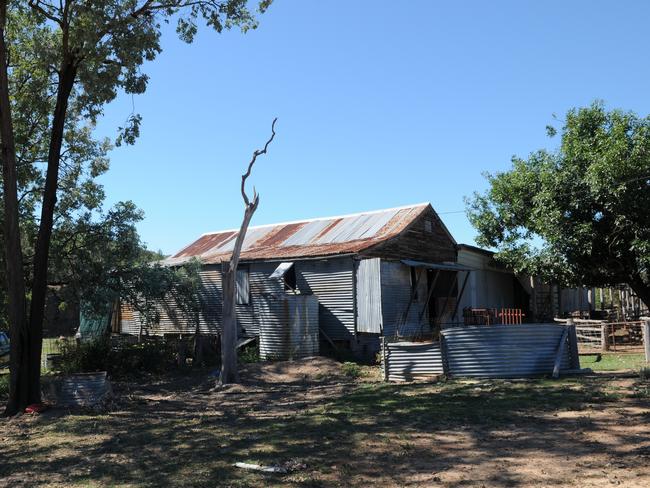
[570,321,646,353]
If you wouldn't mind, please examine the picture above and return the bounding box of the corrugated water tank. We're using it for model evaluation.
[259,294,319,360]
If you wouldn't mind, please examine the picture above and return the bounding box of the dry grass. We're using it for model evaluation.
[1,358,650,487]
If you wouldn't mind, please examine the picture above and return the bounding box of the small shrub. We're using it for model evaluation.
[58,338,177,378]
[341,361,362,379]
[639,367,650,381]
[239,343,260,364]
[58,338,111,375]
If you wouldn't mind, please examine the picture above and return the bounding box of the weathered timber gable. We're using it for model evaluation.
[361,206,456,263]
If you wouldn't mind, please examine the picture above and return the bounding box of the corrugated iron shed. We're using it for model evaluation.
[164,203,436,266]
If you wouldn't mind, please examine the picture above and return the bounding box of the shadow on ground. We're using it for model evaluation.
[1,367,649,487]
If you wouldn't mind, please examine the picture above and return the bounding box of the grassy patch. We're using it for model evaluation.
[341,362,362,379]
[581,352,647,371]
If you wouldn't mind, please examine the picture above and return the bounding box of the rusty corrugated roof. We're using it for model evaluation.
[164,203,431,265]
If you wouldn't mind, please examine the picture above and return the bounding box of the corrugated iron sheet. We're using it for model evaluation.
[356,258,382,333]
[384,341,444,381]
[296,258,355,340]
[259,295,319,360]
[46,372,113,408]
[164,203,430,266]
[441,324,574,378]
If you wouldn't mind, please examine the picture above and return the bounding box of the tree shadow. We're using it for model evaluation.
[1,373,649,487]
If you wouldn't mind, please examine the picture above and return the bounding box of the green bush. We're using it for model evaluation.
[239,343,260,364]
[341,361,362,379]
[58,338,111,374]
[58,338,178,378]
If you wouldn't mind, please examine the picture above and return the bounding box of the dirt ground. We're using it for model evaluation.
[1,357,649,487]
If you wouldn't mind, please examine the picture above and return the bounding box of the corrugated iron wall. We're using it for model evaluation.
[120,263,284,337]
[383,324,579,381]
[356,258,382,333]
[259,294,319,360]
[441,324,574,378]
[296,257,355,340]
[380,261,428,337]
[384,341,444,381]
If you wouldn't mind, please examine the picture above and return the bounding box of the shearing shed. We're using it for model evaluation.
[117,203,466,358]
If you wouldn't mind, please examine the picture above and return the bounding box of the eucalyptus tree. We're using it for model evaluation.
[0,0,271,415]
[466,102,650,308]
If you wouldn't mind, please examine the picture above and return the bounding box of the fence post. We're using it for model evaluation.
[643,321,650,363]
[601,324,609,351]
[566,320,580,369]
[381,337,388,382]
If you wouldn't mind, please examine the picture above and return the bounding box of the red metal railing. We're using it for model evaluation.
[463,308,525,325]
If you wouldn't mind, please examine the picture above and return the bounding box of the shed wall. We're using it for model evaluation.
[295,257,355,340]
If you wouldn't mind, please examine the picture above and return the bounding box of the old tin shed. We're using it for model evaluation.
[119,203,461,355]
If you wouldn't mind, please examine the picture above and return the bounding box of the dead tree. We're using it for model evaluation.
[219,118,277,384]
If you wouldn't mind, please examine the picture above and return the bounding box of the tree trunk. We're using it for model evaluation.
[0,0,30,416]
[218,118,275,385]
[220,264,239,383]
[25,59,77,405]
[219,204,257,384]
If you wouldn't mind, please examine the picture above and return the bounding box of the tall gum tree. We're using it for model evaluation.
[0,0,272,416]
[466,102,650,310]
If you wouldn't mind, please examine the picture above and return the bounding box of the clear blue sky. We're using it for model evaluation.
[94,0,650,255]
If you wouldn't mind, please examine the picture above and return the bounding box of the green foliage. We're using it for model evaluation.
[238,343,260,364]
[0,1,271,328]
[58,338,112,375]
[169,259,205,335]
[341,361,362,379]
[466,102,650,303]
[58,338,178,378]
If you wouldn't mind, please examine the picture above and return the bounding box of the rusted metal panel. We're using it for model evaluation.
[356,258,382,333]
[441,324,574,378]
[296,257,355,340]
[384,341,444,381]
[163,204,433,266]
[259,295,319,360]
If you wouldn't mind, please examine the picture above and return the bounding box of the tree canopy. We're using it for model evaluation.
[1,0,271,415]
[466,102,650,307]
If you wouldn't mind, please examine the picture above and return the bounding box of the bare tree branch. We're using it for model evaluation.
[241,117,276,207]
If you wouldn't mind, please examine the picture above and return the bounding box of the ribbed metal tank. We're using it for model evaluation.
[441,324,573,378]
[259,294,319,360]
[384,341,444,381]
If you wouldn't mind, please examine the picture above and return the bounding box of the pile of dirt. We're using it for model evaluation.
[239,356,346,386]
